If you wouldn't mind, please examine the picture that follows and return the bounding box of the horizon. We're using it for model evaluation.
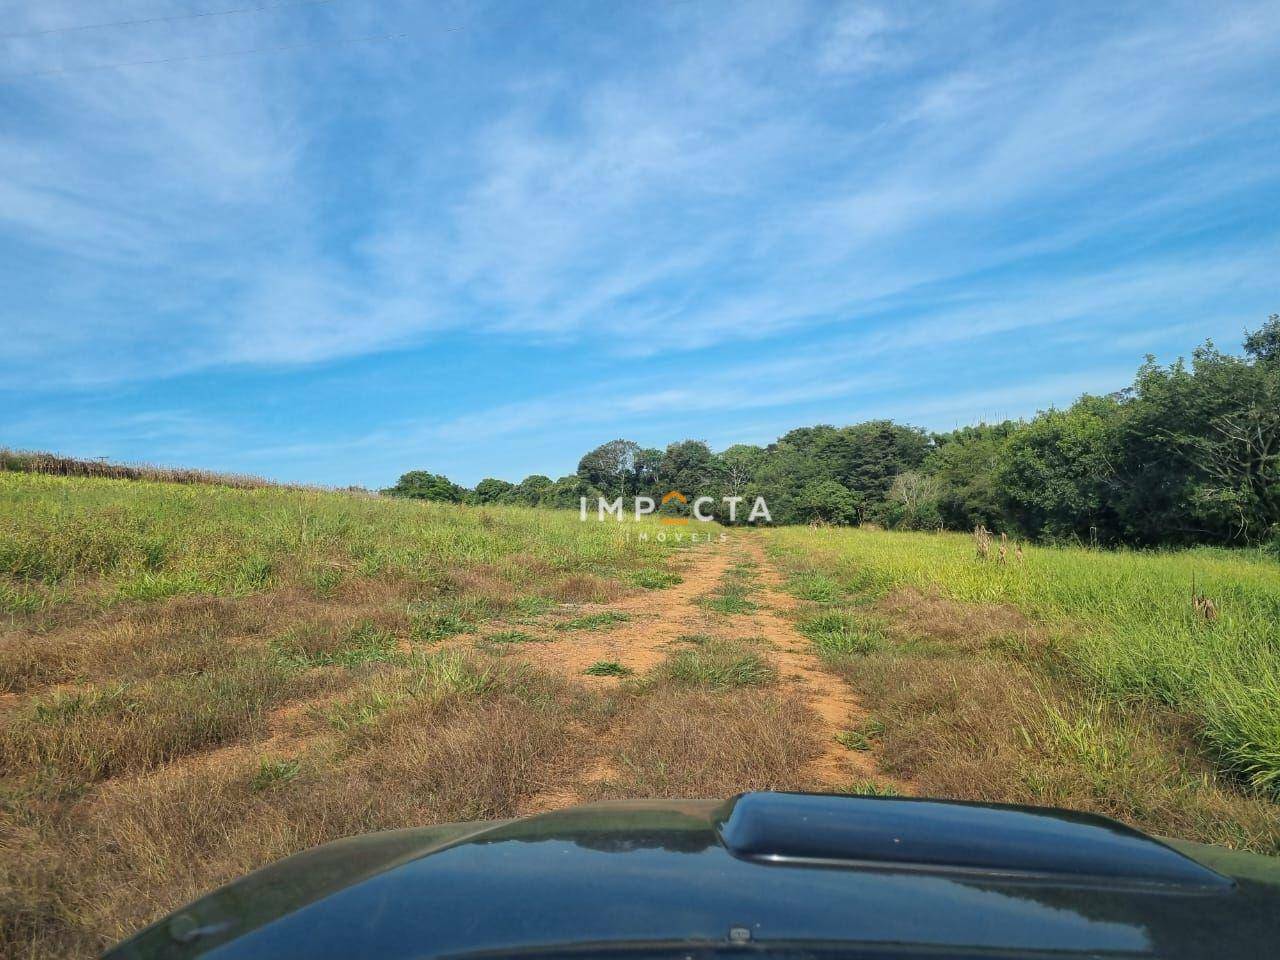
[3,0,1278,488]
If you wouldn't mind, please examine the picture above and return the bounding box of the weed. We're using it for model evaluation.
[798,610,883,655]
[630,569,682,589]
[557,611,630,631]
[408,608,475,642]
[699,592,757,614]
[655,640,776,690]
[325,690,399,732]
[273,619,399,669]
[841,779,901,797]
[834,720,884,751]
[788,570,842,603]
[513,595,557,617]
[674,633,714,645]
[480,630,543,645]
[251,757,302,791]
[584,661,633,677]
[304,565,343,598]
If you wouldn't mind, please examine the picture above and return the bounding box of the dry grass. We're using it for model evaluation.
[1,658,326,794]
[0,449,300,492]
[874,586,1036,649]
[1,648,599,957]
[3,686,592,956]
[769,527,1280,852]
[592,689,821,799]
[831,650,1279,851]
[0,473,686,957]
[549,574,630,604]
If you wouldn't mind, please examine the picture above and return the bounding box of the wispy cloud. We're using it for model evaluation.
[1,0,1277,484]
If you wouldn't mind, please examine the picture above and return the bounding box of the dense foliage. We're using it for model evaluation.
[386,317,1280,546]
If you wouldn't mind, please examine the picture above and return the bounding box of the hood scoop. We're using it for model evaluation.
[717,792,1233,890]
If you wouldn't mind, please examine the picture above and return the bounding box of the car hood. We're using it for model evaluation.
[105,792,1280,960]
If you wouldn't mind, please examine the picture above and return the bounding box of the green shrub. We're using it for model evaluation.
[584,661,633,677]
[799,610,883,655]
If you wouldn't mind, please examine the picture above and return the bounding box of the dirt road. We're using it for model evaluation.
[512,531,888,807]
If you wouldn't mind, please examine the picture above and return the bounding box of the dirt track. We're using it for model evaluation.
[513,532,888,808]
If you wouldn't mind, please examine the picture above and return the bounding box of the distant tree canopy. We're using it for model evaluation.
[381,471,466,503]
[384,315,1280,547]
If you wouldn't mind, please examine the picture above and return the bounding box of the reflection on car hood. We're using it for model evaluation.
[105,792,1280,960]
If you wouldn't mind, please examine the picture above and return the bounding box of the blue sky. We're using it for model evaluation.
[2,0,1278,487]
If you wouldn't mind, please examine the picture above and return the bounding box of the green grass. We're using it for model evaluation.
[584,660,633,677]
[251,757,303,791]
[840,779,901,797]
[798,610,884,655]
[557,611,630,631]
[630,568,682,589]
[835,720,884,751]
[272,620,400,668]
[656,640,776,690]
[769,526,1280,795]
[0,471,677,614]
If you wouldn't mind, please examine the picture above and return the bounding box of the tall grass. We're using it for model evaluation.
[0,472,672,613]
[0,448,296,490]
[0,472,699,957]
[767,526,1280,794]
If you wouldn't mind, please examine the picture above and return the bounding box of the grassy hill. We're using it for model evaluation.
[0,472,682,954]
[2,471,1277,956]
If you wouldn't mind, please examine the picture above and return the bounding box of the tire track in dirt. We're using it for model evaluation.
[511,540,736,683]
[513,533,896,812]
[732,536,886,791]
[512,539,735,813]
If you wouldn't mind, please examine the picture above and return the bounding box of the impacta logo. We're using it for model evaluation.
[580,490,772,524]
[660,490,688,525]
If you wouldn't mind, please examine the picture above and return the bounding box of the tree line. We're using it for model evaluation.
[385,316,1280,547]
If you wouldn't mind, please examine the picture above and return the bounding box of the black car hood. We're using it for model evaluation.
[105,792,1280,960]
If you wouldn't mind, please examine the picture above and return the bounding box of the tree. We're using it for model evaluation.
[1243,313,1280,364]
[510,474,553,506]
[382,470,465,503]
[997,396,1122,542]
[795,479,859,525]
[632,447,663,496]
[721,444,765,499]
[577,440,641,498]
[1112,320,1280,544]
[881,471,943,530]
[656,440,722,495]
[474,478,514,504]
[834,421,931,506]
[542,475,601,510]
[380,316,1278,544]
[926,422,1021,530]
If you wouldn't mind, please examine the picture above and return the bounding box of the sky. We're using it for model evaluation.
[2,0,1278,488]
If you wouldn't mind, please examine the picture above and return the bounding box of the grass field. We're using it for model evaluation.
[0,473,712,956]
[767,526,1280,849]
[2,472,1278,956]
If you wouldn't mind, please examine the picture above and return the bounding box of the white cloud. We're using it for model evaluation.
[1,0,1277,393]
